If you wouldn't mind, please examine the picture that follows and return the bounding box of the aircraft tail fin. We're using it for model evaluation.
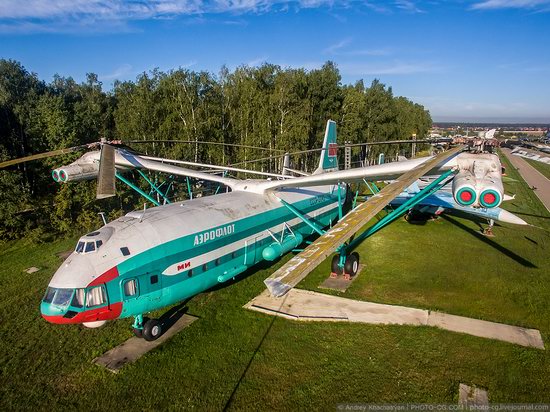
[314,120,339,174]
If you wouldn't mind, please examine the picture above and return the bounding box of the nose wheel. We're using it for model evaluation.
[132,315,163,341]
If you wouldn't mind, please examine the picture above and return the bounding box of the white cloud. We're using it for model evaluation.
[100,63,134,81]
[323,37,353,54]
[0,1,426,33]
[394,0,423,13]
[340,61,442,75]
[0,0,332,21]
[470,0,550,11]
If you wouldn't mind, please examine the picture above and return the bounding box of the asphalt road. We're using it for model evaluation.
[501,148,550,212]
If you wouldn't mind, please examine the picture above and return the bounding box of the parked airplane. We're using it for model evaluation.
[388,180,527,226]
[3,121,523,340]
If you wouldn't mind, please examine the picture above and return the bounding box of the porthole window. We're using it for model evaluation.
[187,269,193,278]
[231,251,237,259]
[86,286,106,307]
[202,263,208,272]
[71,289,85,308]
[124,279,138,297]
[215,258,221,266]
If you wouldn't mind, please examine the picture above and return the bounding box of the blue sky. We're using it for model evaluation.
[1,1,549,122]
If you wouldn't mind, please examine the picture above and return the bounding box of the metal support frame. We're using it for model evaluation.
[350,169,455,249]
[116,172,160,207]
[278,198,325,236]
[363,179,379,195]
[186,177,193,200]
[136,169,171,205]
[214,171,228,195]
[132,314,144,330]
[337,169,456,265]
[352,188,360,210]
[337,183,343,221]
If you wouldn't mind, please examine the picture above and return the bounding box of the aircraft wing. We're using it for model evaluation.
[117,150,239,189]
[264,146,464,297]
[256,153,460,193]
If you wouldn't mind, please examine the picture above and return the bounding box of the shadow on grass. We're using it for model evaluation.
[159,299,193,332]
[513,211,550,220]
[441,215,537,268]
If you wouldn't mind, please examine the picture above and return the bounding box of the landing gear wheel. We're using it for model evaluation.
[344,252,360,277]
[331,255,343,276]
[143,319,162,341]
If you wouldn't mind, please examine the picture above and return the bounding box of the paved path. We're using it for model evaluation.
[93,314,198,373]
[245,289,545,349]
[501,148,550,212]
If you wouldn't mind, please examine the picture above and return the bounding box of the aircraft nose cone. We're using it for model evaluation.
[40,300,65,322]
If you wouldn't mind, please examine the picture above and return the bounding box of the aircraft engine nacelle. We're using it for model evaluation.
[52,162,100,182]
[452,170,477,206]
[452,153,503,208]
[52,151,101,183]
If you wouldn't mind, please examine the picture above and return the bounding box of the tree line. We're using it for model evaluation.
[0,59,432,241]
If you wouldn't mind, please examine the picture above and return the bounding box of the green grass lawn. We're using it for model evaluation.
[1,153,549,410]
[525,158,550,180]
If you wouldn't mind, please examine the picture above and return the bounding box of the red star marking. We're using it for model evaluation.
[328,143,338,157]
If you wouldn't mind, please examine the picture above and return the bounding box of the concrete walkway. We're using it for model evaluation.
[501,148,550,212]
[245,289,544,349]
[94,314,198,373]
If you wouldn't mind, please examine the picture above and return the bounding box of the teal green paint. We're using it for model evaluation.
[217,265,247,283]
[337,184,343,220]
[321,120,338,170]
[186,177,193,199]
[116,172,160,207]
[137,169,171,204]
[132,314,143,329]
[456,187,476,206]
[347,170,455,251]
[262,232,303,261]
[480,189,501,208]
[278,198,325,236]
[110,195,340,317]
[352,188,360,210]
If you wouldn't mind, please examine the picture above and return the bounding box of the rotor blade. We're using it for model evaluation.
[96,144,116,199]
[0,144,92,169]
[264,145,465,297]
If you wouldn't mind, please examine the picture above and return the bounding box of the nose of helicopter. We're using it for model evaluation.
[40,286,79,323]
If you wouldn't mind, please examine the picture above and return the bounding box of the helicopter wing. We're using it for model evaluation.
[115,150,240,190]
[263,146,464,297]
[255,153,461,193]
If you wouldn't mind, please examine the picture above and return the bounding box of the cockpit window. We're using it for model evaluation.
[96,240,103,249]
[85,242,96,253]
[51,288,74,306]
[75,241,85,253]
[43,287,56,303]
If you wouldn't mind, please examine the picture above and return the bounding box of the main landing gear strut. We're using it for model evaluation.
[331,252,360,280]
[133,314,163,341]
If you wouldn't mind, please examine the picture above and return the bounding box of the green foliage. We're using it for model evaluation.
[0,59,432,240]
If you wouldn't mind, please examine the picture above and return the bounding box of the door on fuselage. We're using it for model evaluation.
[120,277,143,317]
[244,236,261,266]
[140,273,163,312]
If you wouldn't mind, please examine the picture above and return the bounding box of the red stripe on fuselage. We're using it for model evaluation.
[88,266,119,287]
[42,301,123,324]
